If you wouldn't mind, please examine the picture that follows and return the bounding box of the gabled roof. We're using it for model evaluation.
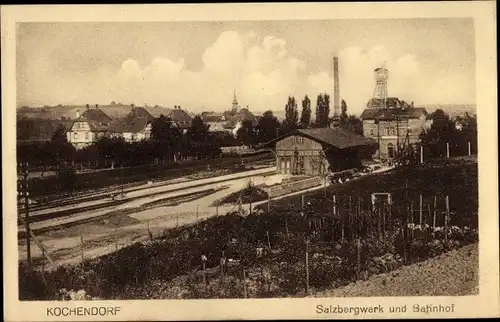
[74,109,114,131]
[366,97,402,109]
[360,107,427,120]
[168,108,192,123]
[224,108,257,128]
[201,112,225,123]
[266,127,377,150]
[109,107,155,133]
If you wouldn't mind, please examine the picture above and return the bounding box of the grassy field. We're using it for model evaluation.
[19,159,478,300]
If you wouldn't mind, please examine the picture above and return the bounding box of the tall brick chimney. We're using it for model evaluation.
[333,56,340,118]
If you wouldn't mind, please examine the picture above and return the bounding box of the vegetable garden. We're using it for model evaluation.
[19,160,478,300]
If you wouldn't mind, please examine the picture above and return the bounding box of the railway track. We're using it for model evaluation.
[19,157,273,213]
[18,166,277,227]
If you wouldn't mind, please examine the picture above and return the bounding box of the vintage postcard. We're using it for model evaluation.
[2,2,498,321]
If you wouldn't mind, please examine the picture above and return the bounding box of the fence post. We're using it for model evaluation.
[349,196,353,241]
[445,196,449,244]
[202,256,206,286]
[420,145,424,164]
[388,198,392,228]
[356,237,361,280]
[80,236,84,264]
[301,194,305,216]
[42,248,46,274]
[427,203,431,241]
[433,196,437,229]
[468,141,471,156]
[332,195,336,216]
[266,231,271,250]
[410,201,414,240]
[267,195,270,212]
[216,205,219,216]
[305,239,309,296]
[377,201,381,239]
[419,194,423,226]
[446,142,450,158]
[285,218,289,239]
[341,207,345,243]
[146,220,153,240]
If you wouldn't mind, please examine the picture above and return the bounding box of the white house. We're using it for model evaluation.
[66,105,113,149]
[108,106,155,143]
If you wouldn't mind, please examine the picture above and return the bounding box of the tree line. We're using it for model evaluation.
[419,109,477,158]
[18,96,475,170]
[16,94,365,169]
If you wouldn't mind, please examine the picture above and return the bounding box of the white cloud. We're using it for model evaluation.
[22,31,475,115]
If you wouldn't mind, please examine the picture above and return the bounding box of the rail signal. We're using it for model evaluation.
[17,162,32,269]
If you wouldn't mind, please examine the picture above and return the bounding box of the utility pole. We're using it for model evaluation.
[120,165,124,195]
[18,162,31,269]
[377,115,381,159]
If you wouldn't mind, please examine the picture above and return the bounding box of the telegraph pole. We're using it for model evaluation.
[18,162,31,269]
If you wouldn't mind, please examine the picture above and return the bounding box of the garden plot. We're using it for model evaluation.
[19,160,478,300]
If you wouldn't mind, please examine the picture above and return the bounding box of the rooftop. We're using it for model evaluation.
[75,109,114,131]
[109,107,155,133]
[267,127,377,150]
[360,107,427,120]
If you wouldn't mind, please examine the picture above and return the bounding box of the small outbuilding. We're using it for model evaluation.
[266,128,378,176]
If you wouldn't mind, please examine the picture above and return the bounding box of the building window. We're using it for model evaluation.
[74,132,78,140]
[84,132,89,140]
[370,128,374,136]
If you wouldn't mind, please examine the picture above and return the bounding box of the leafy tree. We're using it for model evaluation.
[340,99,348,124]
[282,96,299,134]
[323,94,330,125]
[186,115,218,159]
[46,124,75,164]
[187,115,210,143]
[56,168,77,196]
[95,136,127,168]
[299,95,311,128]
[314,94,324,127]
[338,115,364,135]
[237,119,256,147]
[314,94,330,127]
[419,109,460,158]
[256,110,281,143]
[151,114,182,162]
[454,112,477,155]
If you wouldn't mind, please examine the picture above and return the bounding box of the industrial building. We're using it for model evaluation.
[267,128,377,176]
[359,67,429,160]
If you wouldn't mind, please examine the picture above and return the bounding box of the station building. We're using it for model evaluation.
[266,128,377,176]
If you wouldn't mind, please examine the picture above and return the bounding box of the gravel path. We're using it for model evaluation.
[315,243,478,297]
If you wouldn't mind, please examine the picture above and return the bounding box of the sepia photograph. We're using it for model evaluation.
[2,2,498,321]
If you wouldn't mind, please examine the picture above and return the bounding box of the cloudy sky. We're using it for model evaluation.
[17,18,475,115]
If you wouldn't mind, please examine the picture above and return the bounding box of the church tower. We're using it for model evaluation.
[231,90,239,113]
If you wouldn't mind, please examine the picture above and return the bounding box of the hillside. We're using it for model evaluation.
[314,243,478,297]
[17,104,172,121]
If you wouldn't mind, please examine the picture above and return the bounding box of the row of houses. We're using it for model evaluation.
[66,105,192,149]
[66,94,259,149]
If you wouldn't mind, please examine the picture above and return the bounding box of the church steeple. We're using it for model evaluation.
[232,90,239,112]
